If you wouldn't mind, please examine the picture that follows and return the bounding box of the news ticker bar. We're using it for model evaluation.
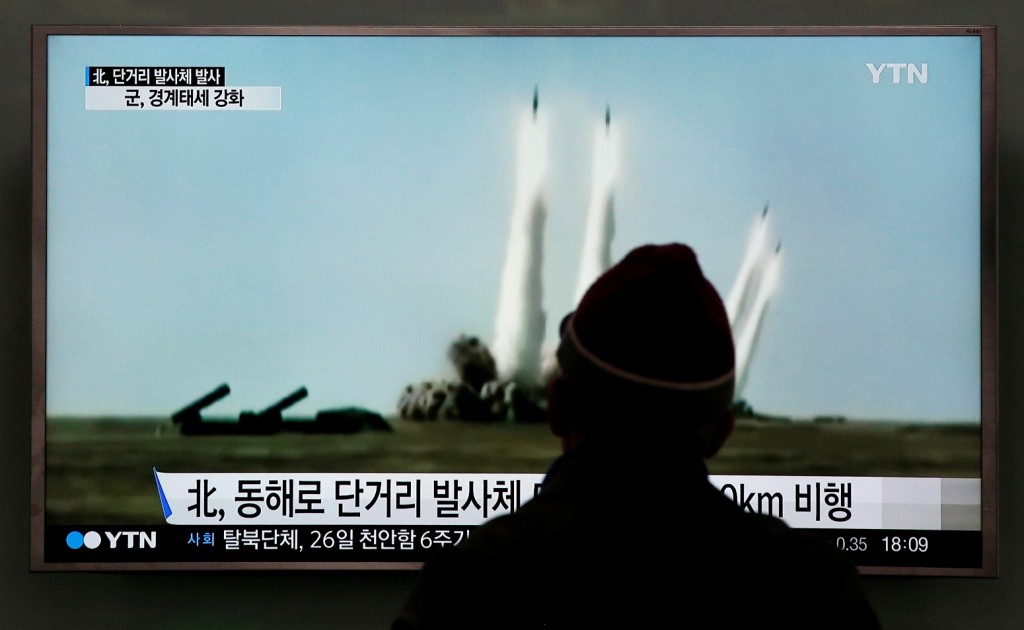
[85,86,281,110]
[83,64,279,110]
[154,471,981,531]
[86,66,227,87]
[44,525,982,569]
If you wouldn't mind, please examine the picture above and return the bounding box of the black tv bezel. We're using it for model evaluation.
[30,24,998,576]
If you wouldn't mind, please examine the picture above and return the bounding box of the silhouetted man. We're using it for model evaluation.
[392,243,881,629]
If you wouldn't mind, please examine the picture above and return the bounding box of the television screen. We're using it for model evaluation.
[31,25,997,575]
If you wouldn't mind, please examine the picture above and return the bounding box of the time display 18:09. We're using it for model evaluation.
[882,536,929,552]
[833,536,930,553]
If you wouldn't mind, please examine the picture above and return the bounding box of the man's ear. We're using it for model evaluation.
[701,410,735,458]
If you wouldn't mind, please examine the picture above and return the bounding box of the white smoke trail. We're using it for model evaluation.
[733,247,781,397]
[727,206,781,400]
[492,105,549,387]
[726,204,770,325]
[574,117,618,303]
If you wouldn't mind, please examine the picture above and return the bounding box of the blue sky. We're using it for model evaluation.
[45,33,983,422]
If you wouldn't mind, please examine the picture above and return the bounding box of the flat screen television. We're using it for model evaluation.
[31,25,997,576]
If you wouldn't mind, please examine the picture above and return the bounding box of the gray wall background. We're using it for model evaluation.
[1,2,1019,628]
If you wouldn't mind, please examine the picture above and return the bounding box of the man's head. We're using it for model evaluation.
[549,243,736,457]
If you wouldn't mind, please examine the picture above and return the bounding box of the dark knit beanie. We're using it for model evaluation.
[556,243,735,419]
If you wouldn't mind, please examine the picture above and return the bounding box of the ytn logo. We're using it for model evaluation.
[66,530,157,549]
[866,63,928,84]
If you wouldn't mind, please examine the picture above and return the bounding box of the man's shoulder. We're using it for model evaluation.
[394,477,881,630]
[443,489,580,559]
[705,497,856,568]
